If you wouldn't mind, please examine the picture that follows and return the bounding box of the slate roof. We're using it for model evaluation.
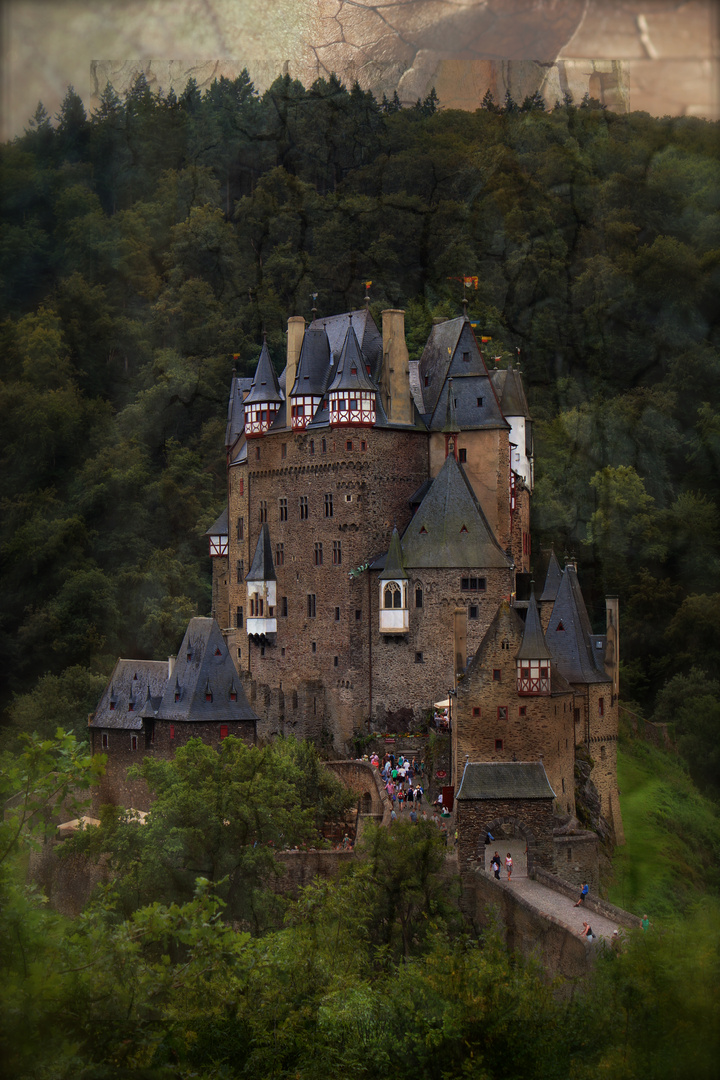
[225,375,253,449]
[417,317,466,414]
[290,327,332,398]
[205,507,228,537]
[91,620,259,729]
[328,322,379,394]
[400,453,512,570]
[91,659,170,730]
[381,527,407,580]
[308,309,383,380]
[545,567,611,685]
[465,600,524,677]
[490,364,531,419]
[516,592,552,660]
[246,523,276,582]
[155,618,258,723]
[539,550,562,603]
[456,761,556,801]
[243,339,283,405]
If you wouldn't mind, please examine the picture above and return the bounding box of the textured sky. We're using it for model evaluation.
[1,0,717,138]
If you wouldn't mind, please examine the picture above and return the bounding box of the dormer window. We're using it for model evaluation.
[516,658,551,696]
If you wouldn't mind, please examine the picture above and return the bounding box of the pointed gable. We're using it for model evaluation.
[400,453,512,569]
[156,618,258,723]
[466,599,525,677]
[540,550,563,603]
[516,593,552,660]
[243,340,283,405]
[417,317,464,416]
[247,523,276,582]
[545,567,611,684]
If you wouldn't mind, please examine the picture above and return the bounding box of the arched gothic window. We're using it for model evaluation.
[384,582,401,609]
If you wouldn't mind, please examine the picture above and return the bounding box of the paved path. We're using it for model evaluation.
[477,842,621,943]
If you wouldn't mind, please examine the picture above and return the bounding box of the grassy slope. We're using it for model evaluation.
[608,728,720,919]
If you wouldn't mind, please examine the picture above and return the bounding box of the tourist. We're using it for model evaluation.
[505,852,513,880]
[491,852,501,879]
[641,914,650,931]
[410,808,417,824]
[580,922,594,940]
[574,882,589,907]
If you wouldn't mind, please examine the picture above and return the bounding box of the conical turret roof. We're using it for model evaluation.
[246,523,276,582]
[327,321,378,394]
[380,527,407,580]
[243,339,283,405]
[290,327,332,398]
[545,567,610,684]
[539,549,562,603]
[491,362,531,419]
[516,592,552,660]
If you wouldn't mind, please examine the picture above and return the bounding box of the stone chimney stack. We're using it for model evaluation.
[605,596,619,702]
[285,316,305,401]
[380,309,413,426]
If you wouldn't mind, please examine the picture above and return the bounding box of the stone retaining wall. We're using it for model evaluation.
[533,868,642,929]
[459,867,594,986]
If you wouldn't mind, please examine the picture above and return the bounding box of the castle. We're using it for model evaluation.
[90,303,622,843]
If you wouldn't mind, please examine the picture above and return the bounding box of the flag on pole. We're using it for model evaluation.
[365,281,372,289]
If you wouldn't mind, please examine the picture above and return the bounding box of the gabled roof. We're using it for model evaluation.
[545,567,611,685]
[225,375,253,448]
[156,618,258,723]
[490,363,531,419]
[246,523,276,582]
[539,550,563,603]
[417,317,465,414]
[380,527,407,580]
[400,453,512,569]
[428,372,508,432]
[243,339,283,405]
[205,507,228,537]
[90,659,169,730]
[308,309,383,380]
[465,600,524,678]
[290,327,332,398]
[457,761,556,801]
[327,322,379,394]
[516,593,552,660]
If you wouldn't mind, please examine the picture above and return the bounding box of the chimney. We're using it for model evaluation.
[605,596,619,701]
[285,316,305,403]
[380,309,413,426]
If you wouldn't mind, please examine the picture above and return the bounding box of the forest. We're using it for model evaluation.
[0,71,719,796]
[1,71,720,1078]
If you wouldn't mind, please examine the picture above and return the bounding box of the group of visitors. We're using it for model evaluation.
[489,850,513,880]
[373,753,427,810]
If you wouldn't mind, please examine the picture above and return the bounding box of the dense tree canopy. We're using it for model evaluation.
[1,74,719,787]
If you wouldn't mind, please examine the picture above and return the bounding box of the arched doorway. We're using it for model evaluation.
[480,816,536,878]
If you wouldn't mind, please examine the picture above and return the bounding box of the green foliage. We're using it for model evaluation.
[609,726,720,916]
[6,666,107,745]
[69,736,354,926]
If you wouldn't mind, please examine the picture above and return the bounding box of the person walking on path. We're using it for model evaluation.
[580,921,594,940]
[642,914,650,931]
[505,852,513,880]
[491,852,501,879]
[574,882,589,907]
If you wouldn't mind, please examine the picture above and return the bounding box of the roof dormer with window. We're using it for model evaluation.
[379,527,409,634]
[244,337,283,438]
[516,592,551,695]
[246,523,277,643]
[289,327,331,430]
[328,319,378,428]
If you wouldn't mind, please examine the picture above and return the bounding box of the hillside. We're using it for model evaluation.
[609,721,720,918]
